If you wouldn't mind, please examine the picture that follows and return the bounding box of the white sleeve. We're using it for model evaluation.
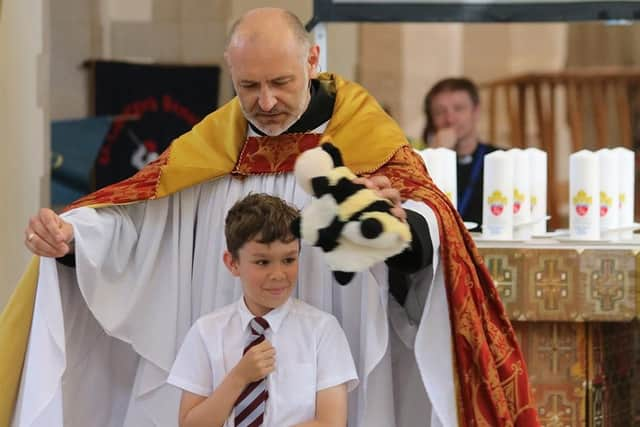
[398,199,459,427]
[167,321,213,397]
[316,315,359,392]
[59,196,199,373]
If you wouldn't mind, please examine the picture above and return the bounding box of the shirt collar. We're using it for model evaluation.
[457,141,487,165]
[237,297,293,335]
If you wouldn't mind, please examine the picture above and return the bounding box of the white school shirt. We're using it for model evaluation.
[167,297,359,427]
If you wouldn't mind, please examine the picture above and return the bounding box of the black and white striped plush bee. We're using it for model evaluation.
[291,142,411,285]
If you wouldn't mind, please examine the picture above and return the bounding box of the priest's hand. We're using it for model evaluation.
[352,175,406,221]
[25,208,74,257]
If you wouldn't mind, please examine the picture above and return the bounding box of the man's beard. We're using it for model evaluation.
[240,78,312,137]
[244,107,301,136]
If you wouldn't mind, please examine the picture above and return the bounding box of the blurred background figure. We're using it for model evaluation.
[422,77,499,230]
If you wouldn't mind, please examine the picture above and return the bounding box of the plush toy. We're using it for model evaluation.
[291,142,412,285]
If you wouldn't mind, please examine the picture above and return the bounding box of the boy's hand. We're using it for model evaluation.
[231,340,276,385]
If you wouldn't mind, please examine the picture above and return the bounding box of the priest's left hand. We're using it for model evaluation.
[352,175,406,221]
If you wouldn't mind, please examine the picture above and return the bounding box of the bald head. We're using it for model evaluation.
[224,8,320,136]
[225,8,312,57]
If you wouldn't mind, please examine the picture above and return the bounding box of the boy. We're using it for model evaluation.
[168,193,358,427]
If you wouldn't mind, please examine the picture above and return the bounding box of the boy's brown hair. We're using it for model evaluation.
[224,193,300,258]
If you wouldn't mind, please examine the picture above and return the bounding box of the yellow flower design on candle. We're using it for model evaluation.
[513,189,525,214]
[572,190,592,217]
[488,190,508,216]
[599,191,612,217]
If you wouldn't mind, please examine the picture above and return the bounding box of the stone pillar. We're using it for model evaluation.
[403,23,464,139]
[358,23,464,141]
[0,0,50,307]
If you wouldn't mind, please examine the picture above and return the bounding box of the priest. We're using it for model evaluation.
[2,7,538,427]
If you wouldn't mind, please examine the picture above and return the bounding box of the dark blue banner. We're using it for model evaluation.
[93,60,220,189]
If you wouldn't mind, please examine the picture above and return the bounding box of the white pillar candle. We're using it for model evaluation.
[483,150,513,240]
[570,150,600,239]
[597,148,620,240]
[526,148,548,235]
[509,148,532,239]
[612,147,636,240]
[419,148,457,208]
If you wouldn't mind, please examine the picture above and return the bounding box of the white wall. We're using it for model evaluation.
[0,0,49,308]
[50,0,99,120]
[50,0,358,120]
[402,23,464,140]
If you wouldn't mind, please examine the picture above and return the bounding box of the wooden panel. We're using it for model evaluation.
[580,251,637,321]
[505,84,523,147]
[513,321,640,426]
[479,246,638,321]
[588,322,640,426]
[489,86,497,144]
[566,81,585,152]
[615,81,633,149]
[591,81,608,150]
[514,322,587,427]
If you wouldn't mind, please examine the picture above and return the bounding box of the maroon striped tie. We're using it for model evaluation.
[234,317,270,427]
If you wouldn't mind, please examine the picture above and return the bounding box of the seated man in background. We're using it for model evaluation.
[422,77,500,230]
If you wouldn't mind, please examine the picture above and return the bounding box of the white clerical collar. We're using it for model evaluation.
[458,154,473,165]
[237,296,292,334]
